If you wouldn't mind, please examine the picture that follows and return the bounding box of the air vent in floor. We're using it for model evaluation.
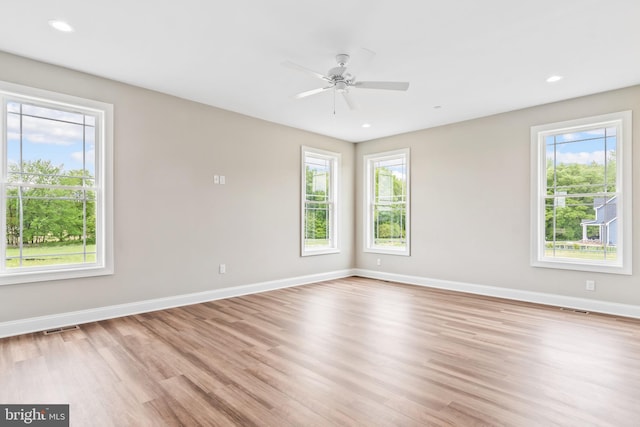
[43,325,80,335]
[560,307,590,315]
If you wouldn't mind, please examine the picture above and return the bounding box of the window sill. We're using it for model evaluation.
[531,258,631,275]
[364,247,410,256]
[0,265,114,286]
[301,248,340,257]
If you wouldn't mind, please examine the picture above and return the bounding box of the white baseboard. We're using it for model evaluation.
[0,269,354,339]
[353,269,640,319]
[4,268,638,339]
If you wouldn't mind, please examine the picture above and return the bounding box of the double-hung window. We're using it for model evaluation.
[530,111,632,274]
[0,81,113,285]
[301,146,340,256]
[364,148,410,255]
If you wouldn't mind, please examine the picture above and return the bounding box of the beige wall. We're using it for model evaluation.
[356,85,640,306]
[1,49,639,324]
[0,51,355,322]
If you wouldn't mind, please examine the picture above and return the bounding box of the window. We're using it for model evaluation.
[0,80,113,285]
[530,111,632,274]
[364,148,410,255]
[301,146,340,256]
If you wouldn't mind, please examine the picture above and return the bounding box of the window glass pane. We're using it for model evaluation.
[5,192,96,269]
[376,167,394,202]
[546,131,610,196]
[542,125,619,263]
[4,98,99,273]
[21,115,86,174]
[305,155,331,201]
[302,149,338,254]
[374,204,406,247]
[6,185,95,229]
[7,102,95,183]
[370,153,407,251]
[304,155,331,248]
[305,202,330,246]
[374,158,406,204]
[543,185,618,261]
[6,245,97,269]
[545,197,593,241]
[533,113,628,273]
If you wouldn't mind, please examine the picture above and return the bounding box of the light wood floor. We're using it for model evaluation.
[1,277,640,426]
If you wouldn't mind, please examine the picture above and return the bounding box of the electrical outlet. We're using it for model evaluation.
[376,258,381,266]
[214,175,220,184]
[219,264,226,274]
[220,175,226,185]
[585,280,595,291]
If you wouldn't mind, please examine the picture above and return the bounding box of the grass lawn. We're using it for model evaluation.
[305,238,330,247]
[374,238,406,247]
[544,248,617,261]
[6,243,96,268]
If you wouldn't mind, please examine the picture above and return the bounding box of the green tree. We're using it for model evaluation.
[305,167,329,241]
[546,154,615,242]
[6,160,95,246]
[374,167,406,242]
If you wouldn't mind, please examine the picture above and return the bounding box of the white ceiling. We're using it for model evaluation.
[1,0,639,142]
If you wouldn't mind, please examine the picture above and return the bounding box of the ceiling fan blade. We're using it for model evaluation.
[354,81,410,91]
[342,91,358,110]
[282,61,330,82]
[294,86,332,99]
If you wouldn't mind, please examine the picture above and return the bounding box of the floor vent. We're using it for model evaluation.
[560,308,590,315]
[43,325,80,335]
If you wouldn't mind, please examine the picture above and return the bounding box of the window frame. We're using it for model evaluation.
[301,146,340,256]
[530,111,632,275]
[364,148,411,256]
[0,80,114,285]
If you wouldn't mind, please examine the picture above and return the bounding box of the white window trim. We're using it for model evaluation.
[0,80,114,285]
[530,111,632,275]
[364,148,411,256]
[301,146,340,256]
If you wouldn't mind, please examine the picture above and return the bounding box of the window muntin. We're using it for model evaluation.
[301,147,339,256]
[531,112,632,274]
[1,81,113,284]
[364,149,410,255]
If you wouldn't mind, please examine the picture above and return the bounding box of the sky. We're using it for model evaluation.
[6,101,96,177]
[546,128,616,166]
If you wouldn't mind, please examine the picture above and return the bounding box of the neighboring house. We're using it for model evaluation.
[581,196,617,245]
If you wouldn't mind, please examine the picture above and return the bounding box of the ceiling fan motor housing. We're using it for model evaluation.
[335,53,350,66]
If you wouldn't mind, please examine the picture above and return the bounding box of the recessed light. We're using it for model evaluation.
[48,20,74,33]
[362,123,371,128]
[546,75,563,83]
[433,105,442,109]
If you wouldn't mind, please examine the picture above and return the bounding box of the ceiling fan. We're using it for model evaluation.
[283,53,409,110]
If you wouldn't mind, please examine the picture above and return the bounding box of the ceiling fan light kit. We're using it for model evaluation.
[283,53,410,111]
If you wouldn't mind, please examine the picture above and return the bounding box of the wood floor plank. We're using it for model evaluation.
[1,277,640,426]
